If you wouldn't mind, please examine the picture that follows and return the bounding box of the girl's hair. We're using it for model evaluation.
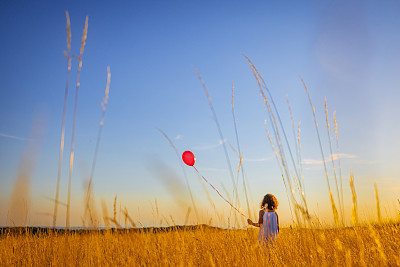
[260,194,279,210]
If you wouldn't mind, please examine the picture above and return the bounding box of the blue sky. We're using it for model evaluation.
[1,0,400,227]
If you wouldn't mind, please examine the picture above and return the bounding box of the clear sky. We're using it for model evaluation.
[1,0,400,227]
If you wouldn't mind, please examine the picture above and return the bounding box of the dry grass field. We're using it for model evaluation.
[1,223,399,266]
[3,11,400,267]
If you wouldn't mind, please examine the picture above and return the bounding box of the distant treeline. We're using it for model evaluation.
[0,224,224,236]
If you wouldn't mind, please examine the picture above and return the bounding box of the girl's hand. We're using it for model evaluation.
[247,219,253,225]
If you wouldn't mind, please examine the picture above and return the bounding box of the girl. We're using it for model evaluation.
[247,193,279,246]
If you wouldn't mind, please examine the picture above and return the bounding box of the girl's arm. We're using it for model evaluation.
[247,210,265,227]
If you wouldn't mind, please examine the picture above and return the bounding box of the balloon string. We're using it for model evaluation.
[193,166,246,217]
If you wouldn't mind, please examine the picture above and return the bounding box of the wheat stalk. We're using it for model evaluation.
[122,207,136,228]
[244,55,308,225]
[374,181,382,223]
[245,57,287,175]
[300,77,338,225]
[101,199,110,229]
[184,207,191,225]
[113,194,117,224]
[245,57,289,188]
[286,96,301,174]
[66,16,88,229]
[264,120,295,223]
[230,82,242,222]
[329,190,339,225]
[333,111,345,225]
[286,96,309,217]
[84,66,111,222]
[324,98,343,225]
[108,217,122,228]
[349,171,358,225]
[155,199,160,226]
[235,153,244,207]
[297,122,308,206]
[194,68,238,221]
[231,82,252,219]
[53,11,72,228]
[244,55,300,182]
[169,215,176,226]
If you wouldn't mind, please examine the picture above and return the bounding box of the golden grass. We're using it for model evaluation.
[325,98,343,224]
[1,224,399,266]
[5,12,398,266]
[301,77,339,225]
[350,172,359,226]
[374,181,382,224]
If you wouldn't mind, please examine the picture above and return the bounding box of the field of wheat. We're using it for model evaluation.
[0,223,399,266]
[2,7,400,266]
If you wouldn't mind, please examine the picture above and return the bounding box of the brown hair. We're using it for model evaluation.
[260,194,279,210]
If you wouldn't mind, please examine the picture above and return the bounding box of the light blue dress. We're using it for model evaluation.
[258,211,279,245]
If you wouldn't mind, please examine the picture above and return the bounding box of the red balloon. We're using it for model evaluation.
[182,151,195,166]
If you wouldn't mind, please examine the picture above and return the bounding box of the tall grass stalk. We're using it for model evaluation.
[286,96,309,216]
[157,128,199,222]
[245,57,294,207]
[113,194,117,224]
[398,199,400,218]
[349,171,358,225]
[244,55,301,183]
[84,66,111,225]
[286,97,299,166]
[374,181,382,223]
[286,97,302,191]
[232,153,246,227]
[333,111,345,224]
[231,82,252,219]
[101,199,110,229]
[324,98,343,225]
[155,199,160,226]
[235,153,246,216]
[264,120,295,223]
[300,77,338,225]
[329,190,339,225]
[194,68,238,221]
[184,207,192,225]
[53,11,71,228]
[293,120,312,223]
[66,16,88,229]
[297,122,304,179]
[244,55,309,224]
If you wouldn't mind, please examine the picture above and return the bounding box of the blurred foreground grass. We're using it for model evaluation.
[1,224,399,266]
